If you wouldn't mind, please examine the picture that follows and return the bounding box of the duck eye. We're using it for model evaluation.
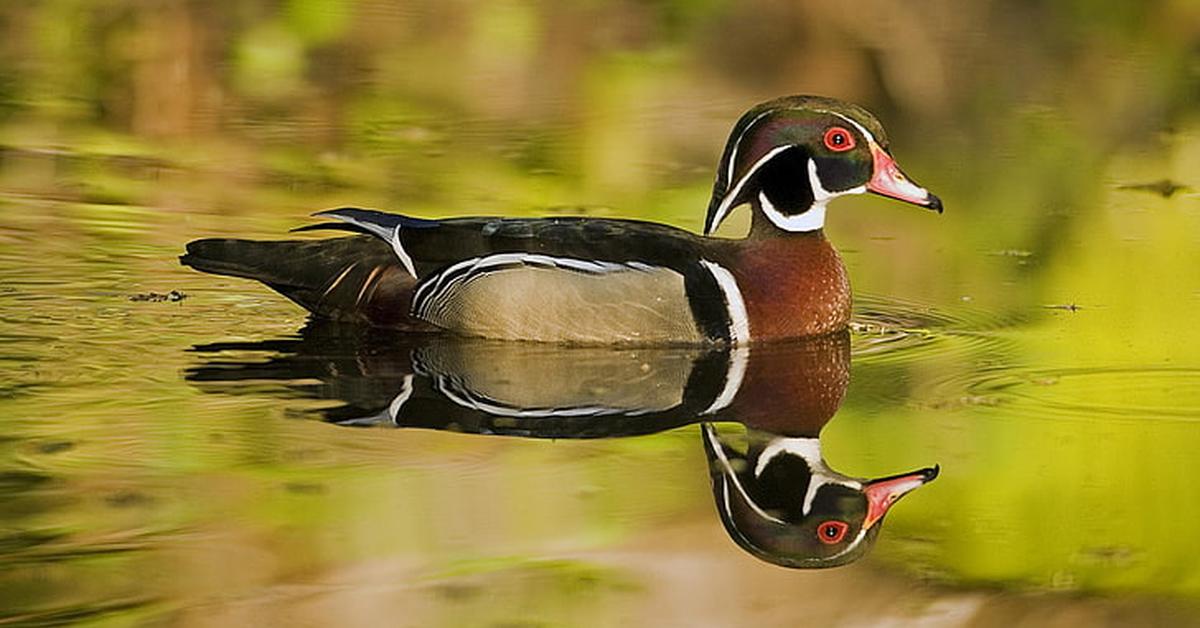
[823,127,855,152]
[816,520,849,544]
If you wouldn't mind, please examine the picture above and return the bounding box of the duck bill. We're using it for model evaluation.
[867,144,943,213]
[862,465,939,530]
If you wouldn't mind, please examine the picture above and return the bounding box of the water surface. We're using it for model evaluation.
[1,1,1200,626]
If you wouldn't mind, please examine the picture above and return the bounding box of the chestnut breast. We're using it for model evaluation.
[728,332,851,435]
[729,233,851,341]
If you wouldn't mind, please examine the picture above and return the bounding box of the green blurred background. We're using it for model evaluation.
[1,0,1199,626]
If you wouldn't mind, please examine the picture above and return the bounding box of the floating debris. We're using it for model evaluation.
[848,320,897,335]
[1042,303,1081,312]
[926,395,1002,410]
[129,290,187,302]
[105,490,155,508]
[35,440,75,454]
[988,249,1033,258]
[1118,179,1191,198]
[283,481,327,495]
[1077,544,1138,567]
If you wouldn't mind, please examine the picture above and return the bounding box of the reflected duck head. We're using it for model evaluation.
[702,424,937,569]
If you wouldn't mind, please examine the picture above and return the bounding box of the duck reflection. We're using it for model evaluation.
[187,322,937,568]
[704,426,937,568]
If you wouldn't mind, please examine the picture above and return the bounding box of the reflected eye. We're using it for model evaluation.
[823,127,855,152]
[816,520,849,544]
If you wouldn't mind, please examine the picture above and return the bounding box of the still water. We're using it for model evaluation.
[2,1,1200,626]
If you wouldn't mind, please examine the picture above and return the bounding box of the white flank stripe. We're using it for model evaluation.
[699,259,750,345]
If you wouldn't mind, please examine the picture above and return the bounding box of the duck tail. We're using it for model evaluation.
[180,236,423,327]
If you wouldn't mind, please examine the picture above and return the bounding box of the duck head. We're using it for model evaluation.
[705,95,942,236]
[703,424,938,568]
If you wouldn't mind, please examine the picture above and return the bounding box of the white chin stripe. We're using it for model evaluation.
[759,158,866,233]
[760,191,826,232]
[753,437,862,516]
[759,157,834,232]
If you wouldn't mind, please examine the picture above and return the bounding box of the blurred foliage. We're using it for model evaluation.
[0,0,1199,625]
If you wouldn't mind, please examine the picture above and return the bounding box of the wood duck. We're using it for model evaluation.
[181,95,941,344]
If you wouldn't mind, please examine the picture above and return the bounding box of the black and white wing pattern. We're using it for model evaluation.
[312,208,739,343]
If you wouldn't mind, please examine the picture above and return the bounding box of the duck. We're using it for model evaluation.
[181,95,941,345]
[703,424,938,569]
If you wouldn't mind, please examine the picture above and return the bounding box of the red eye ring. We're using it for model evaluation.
[816,520,850,545]
[823,127,855,152]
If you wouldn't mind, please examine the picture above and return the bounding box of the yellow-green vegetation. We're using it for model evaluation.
[0,0,1198,625]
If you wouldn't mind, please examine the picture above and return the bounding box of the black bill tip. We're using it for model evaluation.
[927,194,944,214]
[924,464,941,481]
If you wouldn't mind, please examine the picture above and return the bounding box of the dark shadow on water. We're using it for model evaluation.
[187,320,938,569]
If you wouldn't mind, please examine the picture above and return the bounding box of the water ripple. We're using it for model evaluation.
[850,293,1022,365]
[932,366,1200,422]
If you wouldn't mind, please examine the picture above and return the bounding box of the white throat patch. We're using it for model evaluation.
[754,436,862,516]
[758,157,865,232]
[759,191,826,232]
